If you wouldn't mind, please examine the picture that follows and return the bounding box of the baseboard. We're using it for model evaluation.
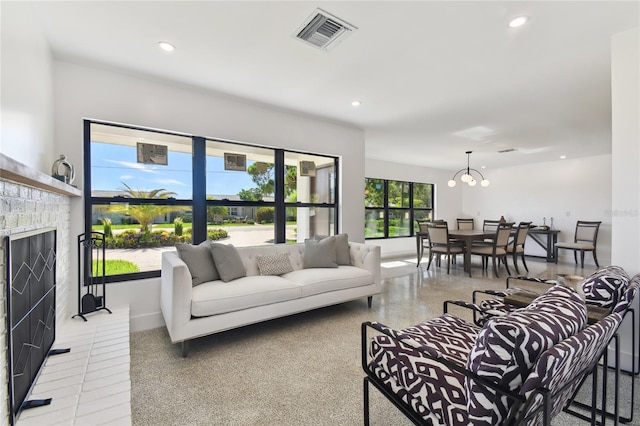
[131,311,165,332]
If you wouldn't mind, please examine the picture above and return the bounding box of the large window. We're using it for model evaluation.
[85,120,338,282]
[364,178,434,239]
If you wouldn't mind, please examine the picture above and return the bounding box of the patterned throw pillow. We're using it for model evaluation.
[256,253,293,276]
[465,285,587,425]
[581,265,629,309]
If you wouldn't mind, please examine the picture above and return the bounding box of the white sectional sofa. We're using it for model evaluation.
[161,239,381,356]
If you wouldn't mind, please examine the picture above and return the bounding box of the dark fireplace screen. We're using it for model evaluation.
[6,227,56,425]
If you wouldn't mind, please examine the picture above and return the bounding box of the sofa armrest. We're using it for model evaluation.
[161,251,194,343]
[349,242,381,286]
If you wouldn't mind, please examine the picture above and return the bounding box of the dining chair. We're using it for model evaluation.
[506,221,532,274]
[554,220,602,268]
[416,219,446,267]
[470,222,514,277]
[425,222,463,274]
[456,218,475,230]
[473,219,503,247]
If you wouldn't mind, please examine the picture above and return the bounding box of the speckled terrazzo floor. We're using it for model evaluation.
[130,256,639,425]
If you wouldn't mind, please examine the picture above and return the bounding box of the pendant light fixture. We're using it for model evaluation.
[447,151,490,188]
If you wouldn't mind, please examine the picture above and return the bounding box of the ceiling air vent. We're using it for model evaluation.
[295,9,357,51]
[498,148,517,153]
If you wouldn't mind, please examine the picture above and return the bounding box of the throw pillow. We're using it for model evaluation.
[465,284,587,424]
[313,233,351,265]
[209,243,247,282]
[175,240,219,286]
[580,266,629,309]
[303,237,338,268]
[256,253,294,276]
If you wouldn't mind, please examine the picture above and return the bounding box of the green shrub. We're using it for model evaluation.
[174,217,184,236]
[208,228,228,240]
[256,207,274,224]
[101,217,113,238]
[104,228,228,249]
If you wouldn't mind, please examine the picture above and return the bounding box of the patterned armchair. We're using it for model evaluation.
[362,284,633,425]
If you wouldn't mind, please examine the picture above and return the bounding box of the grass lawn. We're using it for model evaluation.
[93,259,140,275]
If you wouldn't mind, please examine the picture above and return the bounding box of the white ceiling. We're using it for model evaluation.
[26,1,639,171]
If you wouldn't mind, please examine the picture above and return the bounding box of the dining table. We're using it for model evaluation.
[447,229,495,273]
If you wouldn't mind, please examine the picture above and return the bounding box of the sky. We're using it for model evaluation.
[91,142,258,199]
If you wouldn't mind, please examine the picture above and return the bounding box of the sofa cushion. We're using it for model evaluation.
[282,266,373,297]
[581,265,629,309]
[256,253,293,276]
[175,240,219,286]
[303,237,338,268]
[210,243,247,282]
[465,284,587,425]
[191,275,302,317]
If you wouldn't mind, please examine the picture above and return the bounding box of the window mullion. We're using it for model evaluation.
[192,136,207,243]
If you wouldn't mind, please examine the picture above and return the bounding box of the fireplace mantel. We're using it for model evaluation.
[0,153,81,197]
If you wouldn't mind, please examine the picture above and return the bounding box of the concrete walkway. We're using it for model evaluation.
[105,225,297,272]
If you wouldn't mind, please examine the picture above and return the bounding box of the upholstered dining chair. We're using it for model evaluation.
[506,221,532,274]
[469,222,514,277]
[456,218,475,230]
[426,222,463,274]
[555,220,602,268]
[416,219,446,267]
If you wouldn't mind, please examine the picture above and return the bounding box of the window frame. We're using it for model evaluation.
[364,177,434,240]
[84,119,339,283]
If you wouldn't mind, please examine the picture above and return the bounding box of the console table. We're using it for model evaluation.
[526,228,560,262]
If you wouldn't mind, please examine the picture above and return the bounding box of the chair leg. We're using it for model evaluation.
[492,257,499,278]
[592,250,600,268]
[426,252,434,270]
[580,250,585,269]
[446,255,451,274]
[363,378,370,426]
[504,257,511,276]
[574,250,578,266]
[512,252,520,275]
[521,253,529,272]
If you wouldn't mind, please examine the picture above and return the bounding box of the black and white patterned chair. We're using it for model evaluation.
[362,284,632,426]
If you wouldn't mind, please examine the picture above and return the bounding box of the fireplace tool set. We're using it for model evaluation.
[73,231,111,321]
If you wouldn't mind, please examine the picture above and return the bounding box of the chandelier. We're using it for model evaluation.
[447,151,490,188]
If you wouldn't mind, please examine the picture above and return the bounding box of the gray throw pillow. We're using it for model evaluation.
[313,234,351,265]
[209,243,247,282]
[334,233,351,265]
[256,253,294,276]
[304,237,338,268]
[175,240,220,286]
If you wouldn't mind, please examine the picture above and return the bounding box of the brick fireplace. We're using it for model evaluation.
[0,154,77,423]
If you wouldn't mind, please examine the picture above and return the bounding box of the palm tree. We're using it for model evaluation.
[107,183,183,233]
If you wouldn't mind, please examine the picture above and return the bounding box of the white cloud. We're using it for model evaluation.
[106,159,159,173]
[155,178,186,186]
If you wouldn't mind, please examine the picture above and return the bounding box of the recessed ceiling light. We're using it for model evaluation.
[158,41,175,52]
[560,155,567,159]
[351,100,361,107]
[508,16,529,28]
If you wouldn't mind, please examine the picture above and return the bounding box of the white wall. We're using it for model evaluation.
[365,155,613,266]
[52,60,366,330]
[0,2,55,172]
[611,27,640,372]
[1,4,60,423]
[463,155,612,266]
